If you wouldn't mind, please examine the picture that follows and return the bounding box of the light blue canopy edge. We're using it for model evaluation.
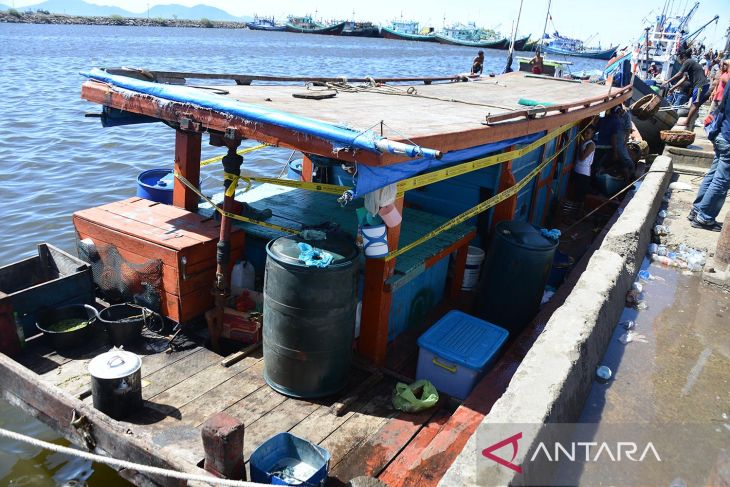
[353,132,544,197]
[81,68,439,159]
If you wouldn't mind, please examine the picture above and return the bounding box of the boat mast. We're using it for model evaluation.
[504,0,524,73]
[539,0,552,53]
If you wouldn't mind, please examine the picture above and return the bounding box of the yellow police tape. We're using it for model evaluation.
[183,120,587,261]
[200,125,572,198]
[394,123,574,196]
[383,121,587,261]
[200,144,270,168]
[174,171,301,235]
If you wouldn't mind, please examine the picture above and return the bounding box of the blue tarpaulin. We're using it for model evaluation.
[82,68,438,159]
[352,132,544,197]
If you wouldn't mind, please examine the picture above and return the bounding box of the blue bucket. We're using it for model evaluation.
[249,432,330,486]
[547,250,575,288]
[287,160,304,180]
[137,169,174,205]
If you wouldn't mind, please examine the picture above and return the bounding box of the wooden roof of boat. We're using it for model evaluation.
[81,70,630,166]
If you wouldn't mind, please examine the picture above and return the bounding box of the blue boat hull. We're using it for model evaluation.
[542,45,617,60]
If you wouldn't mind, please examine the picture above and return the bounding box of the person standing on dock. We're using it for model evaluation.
[471,50,485,75]
[573,125,596,205]
[662,50,709,129]
[709,60,729,113]
[614,103,636,183]
[529,50,544,75]
[689,82,730,231]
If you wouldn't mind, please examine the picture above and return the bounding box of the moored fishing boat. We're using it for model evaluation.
[434,24,508,48]
[246,15,286,31]
[379,20,435,42]
[540,32,617,60]
[285,16,346,35]
[342,20,380,37]
[508,34,531,51]
[542,43,618,60]
[0,63,631,487]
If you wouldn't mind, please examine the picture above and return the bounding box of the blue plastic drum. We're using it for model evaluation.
[137,169,174,205]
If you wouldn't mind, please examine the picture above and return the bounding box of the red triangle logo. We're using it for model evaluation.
[482,432,523,473]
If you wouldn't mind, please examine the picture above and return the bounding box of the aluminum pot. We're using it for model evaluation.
[88,349,142,420]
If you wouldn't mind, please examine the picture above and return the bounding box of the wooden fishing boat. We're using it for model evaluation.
[542,44,618,60]
[341,21,380,37]
[434,24,509,48]
[246,16,286,32]
[285,16,345,35]
[379,20,435,42]
[517,56,573,77]
[0,66,630,487]
[510,34,531,51]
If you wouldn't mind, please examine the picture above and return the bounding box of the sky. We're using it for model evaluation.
[9,0,730,48]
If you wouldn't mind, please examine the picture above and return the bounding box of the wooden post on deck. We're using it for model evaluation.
[358,197,404,367]
[492,149,518,230]
[201,412,246,480]
[173,129,202,211]
[301,155,314,182]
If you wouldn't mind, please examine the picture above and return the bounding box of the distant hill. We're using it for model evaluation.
[21,0,245,21]
[23,0,134,16]
[1,3,13,10]
[147,4,240,22]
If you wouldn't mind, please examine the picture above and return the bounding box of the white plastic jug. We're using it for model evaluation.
[461,246,485,290]
[231,260,256,296]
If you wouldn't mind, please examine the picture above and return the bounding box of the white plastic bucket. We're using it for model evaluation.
[361,224,388,258]
[461,246,485,290]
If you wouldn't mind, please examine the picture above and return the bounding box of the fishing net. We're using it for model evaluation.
[76,238,163,313]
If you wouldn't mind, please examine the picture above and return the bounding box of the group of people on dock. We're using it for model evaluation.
[573,46,730,232]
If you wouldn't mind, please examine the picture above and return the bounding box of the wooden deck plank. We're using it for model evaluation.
[146,352,261,412]
[180,360,267,428]
[377,409,452,485]
[142,347,220,399]
[223,383,289,427]
[320,381,396,474]
[329,402,446,481]
[242,397,322,459]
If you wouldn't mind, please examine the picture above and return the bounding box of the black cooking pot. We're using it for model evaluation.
[36,304,97,350]
[88,348,142,419]
[94,303,155,347]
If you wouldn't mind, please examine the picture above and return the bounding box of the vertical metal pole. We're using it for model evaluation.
[540,0,552,53]
[210,138,242,352]
[645,27,651,78]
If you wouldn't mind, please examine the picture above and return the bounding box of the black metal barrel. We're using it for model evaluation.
[263,236,359,398]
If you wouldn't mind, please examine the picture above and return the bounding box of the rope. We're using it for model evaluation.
[309,80,515,111]
[201,144,270,168]
[0,426,268,487]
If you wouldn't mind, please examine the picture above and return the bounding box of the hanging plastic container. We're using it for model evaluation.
[478,221,558,335]
[250,432,330,486]
[360,224,388,258]
[230,260,256,296]
[461,246,485,290]
[264,236,359,398]
[379,204,402,228]
[137,169,174,204]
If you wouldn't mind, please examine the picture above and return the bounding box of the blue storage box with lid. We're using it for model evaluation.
[416,310,508,400]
